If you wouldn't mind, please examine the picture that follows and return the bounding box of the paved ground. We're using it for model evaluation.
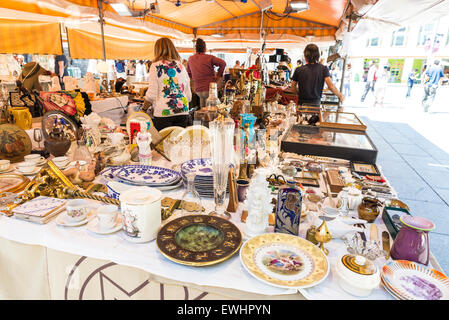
[343,82,449,275]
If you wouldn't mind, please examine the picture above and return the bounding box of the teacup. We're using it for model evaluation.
[17,162,36,174]
[66,199,89,222]
[0,159,10,171]
[53,156,69,168]
[24,154,44,164]
[97,205,119,230]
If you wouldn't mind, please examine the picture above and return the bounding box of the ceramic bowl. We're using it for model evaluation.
[107,180,130,200]
[335,254,380,297]
[0,159,10,171]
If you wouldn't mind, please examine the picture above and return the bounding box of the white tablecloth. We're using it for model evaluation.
[91,96,129,113]
[0,153,410,300]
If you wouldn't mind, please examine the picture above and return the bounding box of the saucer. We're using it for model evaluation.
[36,159,47,166]
[87,215,123,235]
[0,165,15,173]
[56,211,95,227]
[15,167,41,176]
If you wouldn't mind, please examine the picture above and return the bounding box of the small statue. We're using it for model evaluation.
[49,76,61,91]
[136,131,152,165]
[62,159,96,185]
[243,168,272,237]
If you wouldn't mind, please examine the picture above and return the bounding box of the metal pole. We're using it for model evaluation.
[98,0,107,61]
[339,10,353,95]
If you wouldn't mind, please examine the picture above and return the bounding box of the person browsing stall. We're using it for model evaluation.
[186,38,226,108]
[144,37,192,131]
[290,44,344,106]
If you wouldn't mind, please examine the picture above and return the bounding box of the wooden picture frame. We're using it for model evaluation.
[294,177,320,188]
[350,161,381,177]
[318,111,367,131]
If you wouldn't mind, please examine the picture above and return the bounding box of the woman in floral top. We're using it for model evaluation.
[145,37,192,130]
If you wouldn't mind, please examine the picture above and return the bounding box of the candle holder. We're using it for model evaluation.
[315,220,332,255]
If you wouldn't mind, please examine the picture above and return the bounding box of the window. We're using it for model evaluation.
[366,37,379,47]
[391,27,407,47]
[417,23,434,46]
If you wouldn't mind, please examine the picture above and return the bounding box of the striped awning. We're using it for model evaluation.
[0,18,62,54]
[67,28,154,60]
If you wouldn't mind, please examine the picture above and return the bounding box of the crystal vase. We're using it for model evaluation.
[209,118,235,219]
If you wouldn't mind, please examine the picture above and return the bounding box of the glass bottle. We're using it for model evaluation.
[339,187,349,216]
[72,137,93,163]
[181,172,203,216]
[205,82,220,110]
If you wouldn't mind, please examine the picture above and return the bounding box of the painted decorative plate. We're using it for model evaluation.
[381,260,449,300]
[240,233,329,289]
[115,165,181,186]
[0,124,32,163]
[156,214,242,267]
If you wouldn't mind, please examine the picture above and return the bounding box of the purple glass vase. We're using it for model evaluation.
[390,216,434,265]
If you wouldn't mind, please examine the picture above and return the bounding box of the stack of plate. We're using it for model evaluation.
[180,158,229,198]
[381,260,449,300]
[101,165,182,191]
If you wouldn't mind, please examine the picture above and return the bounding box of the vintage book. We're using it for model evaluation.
[13,196,67,224]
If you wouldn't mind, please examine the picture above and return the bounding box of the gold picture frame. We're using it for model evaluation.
[318,111,367,131]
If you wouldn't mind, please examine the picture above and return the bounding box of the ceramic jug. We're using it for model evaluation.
[390,215,434,265]
[9,107,32,130]
[119,187,162,243]
[275,181,302,235]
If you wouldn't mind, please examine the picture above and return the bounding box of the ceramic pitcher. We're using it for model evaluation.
[119,187,162,243]
[9,107,32,130]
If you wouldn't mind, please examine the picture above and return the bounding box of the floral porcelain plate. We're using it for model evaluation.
[156,214,242,267]
[381,260,449,300]
[181,158,214,178]
[115,165,181,186]
[240,233,329,289]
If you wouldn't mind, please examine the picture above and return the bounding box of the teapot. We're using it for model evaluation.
[338,186,363,211]
[310,213,366,239]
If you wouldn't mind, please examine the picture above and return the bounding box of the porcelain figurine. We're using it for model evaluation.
[136,131,152,165]
[49,76,61,91]
[62,159,96,185]
[310,214,366,239]
[83,72,96,93]
[243,168,272,237]
[275,180,302,235]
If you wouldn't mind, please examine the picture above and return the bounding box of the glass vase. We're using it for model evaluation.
[209,118,235,219]
[181,172,203,216]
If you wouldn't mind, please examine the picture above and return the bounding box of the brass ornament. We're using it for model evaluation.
[315,220,332,255]
[226,168,238,213]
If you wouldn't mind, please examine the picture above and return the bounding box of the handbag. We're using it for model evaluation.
[39,91,77,116]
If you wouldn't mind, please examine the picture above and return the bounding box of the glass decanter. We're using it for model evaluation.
[181,172,203,216]
[205,82,220,110]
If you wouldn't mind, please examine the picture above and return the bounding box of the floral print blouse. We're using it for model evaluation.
[145,60,192,117]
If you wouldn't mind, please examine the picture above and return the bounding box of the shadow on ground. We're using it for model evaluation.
[361,116,449,275]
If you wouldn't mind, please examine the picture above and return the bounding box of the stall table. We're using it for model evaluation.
[90,95,129,114]
[0,150,443,300]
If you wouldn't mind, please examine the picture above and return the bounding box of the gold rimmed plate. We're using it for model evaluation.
[239,233,329,289]
[156,214,242,267]
[0,173,30,193]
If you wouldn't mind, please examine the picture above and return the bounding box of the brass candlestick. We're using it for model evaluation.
[238,160,248,180]
[226,168,238,213]
[315,220,332,255]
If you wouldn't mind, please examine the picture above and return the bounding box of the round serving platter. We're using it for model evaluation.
[156,214,242,267]
[240,233,329,289]
[381,260,449,300]
[115,165,181,186]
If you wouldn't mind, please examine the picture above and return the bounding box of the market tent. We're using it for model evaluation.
[0,18,62,55]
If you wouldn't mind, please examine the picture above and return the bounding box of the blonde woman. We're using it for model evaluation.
[145,37,192,130]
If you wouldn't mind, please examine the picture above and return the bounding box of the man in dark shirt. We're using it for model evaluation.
[422,60,445,112]
[55,54,69,90]
[290,44,344,106]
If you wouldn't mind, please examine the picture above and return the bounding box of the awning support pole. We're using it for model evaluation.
[98,0,107,61]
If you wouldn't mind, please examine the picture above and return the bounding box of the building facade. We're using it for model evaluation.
[348,15,449,84]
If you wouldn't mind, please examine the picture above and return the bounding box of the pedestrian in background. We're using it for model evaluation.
[374,65,389,107]
[343,63,352,97]
[406,68,417,98]
[422,59,444,112]
[361,60,377,102]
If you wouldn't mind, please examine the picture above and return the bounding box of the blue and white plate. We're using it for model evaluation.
[181,158,214,178]
[115,165,181,186]
[100,166,124,181]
